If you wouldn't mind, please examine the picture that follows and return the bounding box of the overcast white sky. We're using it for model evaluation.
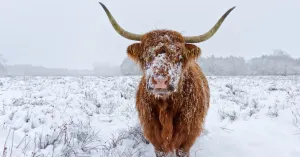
[0,0,299,69]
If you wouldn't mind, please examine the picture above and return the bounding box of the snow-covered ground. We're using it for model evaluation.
[0,76,300,157]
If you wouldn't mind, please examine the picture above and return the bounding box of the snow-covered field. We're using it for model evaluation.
[0,76,300,157]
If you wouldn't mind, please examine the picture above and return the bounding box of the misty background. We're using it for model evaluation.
[1,50,300,76]
[0,0,299,76]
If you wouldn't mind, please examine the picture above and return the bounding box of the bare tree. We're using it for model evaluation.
[0,54,6,76]
[120,57,142,76]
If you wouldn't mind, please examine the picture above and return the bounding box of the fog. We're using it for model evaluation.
[0,0,299,73]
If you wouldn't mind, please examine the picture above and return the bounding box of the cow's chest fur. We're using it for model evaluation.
[152,98,180,144]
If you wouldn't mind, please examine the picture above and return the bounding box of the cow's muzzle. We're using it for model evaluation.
[147,75,175,95]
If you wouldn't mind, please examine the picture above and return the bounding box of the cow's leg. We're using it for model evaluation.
[176,148,190,157]
[155,149,166,157]
[155,149,163,157]
[175,129,201,157]
[155,150,176,157]
[140,118,170,156]
[174,125,202,157]
[143,125,163,149]
[170,120,188,156]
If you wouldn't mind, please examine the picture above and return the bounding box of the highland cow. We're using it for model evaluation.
[99,2,235,157]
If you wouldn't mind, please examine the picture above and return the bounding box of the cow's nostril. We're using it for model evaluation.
[152,77,157,84]
[168,85,175,91]
[152,75,170,89]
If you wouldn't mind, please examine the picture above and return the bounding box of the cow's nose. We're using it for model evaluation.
[152,76,169,89]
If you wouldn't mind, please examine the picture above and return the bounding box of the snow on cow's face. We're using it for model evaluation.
[143,39,184,96]
[126,30,201,97]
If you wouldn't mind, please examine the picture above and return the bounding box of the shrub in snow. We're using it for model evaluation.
[11,120,103,157]
[59,120,102,156]
[218,109,238,122]
[267,105,279,118]
[100,124,148,157]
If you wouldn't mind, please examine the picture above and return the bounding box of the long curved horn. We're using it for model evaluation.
[184,6,236,43]
[99,2,143,41]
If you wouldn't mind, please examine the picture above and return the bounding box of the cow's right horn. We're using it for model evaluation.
[183,6,236,43]
[99,2,143,41]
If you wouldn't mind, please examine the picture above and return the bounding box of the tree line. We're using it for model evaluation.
[1,50,300,76]
[120,50,300,76]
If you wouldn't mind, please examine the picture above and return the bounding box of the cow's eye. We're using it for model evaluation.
[147,56,153,62]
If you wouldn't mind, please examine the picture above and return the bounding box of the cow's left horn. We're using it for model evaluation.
[184,6,236,43]
[99,2,143,41]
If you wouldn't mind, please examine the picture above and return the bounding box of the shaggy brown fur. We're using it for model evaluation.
[127,30,210,157]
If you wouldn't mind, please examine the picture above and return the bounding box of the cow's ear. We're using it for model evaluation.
[127,43,142,63]
[185,44,201,60]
